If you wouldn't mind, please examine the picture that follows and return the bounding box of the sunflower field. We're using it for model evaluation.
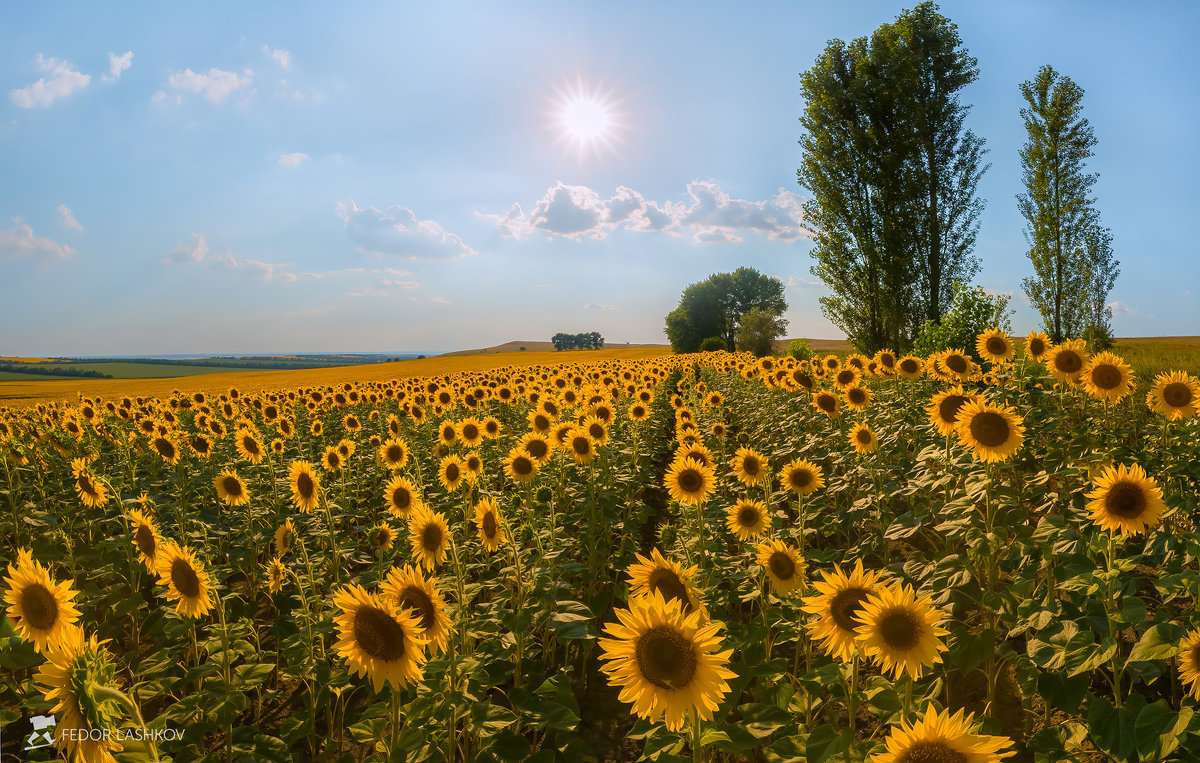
[2,331,1200,762]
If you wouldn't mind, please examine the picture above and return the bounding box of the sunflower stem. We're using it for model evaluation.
[690,707,705,763]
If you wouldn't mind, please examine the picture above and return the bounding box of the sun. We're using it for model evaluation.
[547,76,626,162]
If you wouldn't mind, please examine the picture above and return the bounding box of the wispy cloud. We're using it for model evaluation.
[163,232,296,281]
[263,46,291,70]
[102,51,133,83]
[785,274,824,289]
[429,296,451,304]
[57,205,83,232]
[584,302,615,311]
[163,233,210,264]
[335,201,476,260]
[348,287,389,298]
[278,152,309,168]
[10,55,91,108]
[168,68,253,103]
[0,219,75,261]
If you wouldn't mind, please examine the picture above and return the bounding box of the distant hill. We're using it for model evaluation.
[439,340,669,357]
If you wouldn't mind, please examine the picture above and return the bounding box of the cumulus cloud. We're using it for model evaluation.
[163,233,295,281]
[482,181,807,244]
[57,205,83,232]
[102,51,134,83]
[0,220,75,261]
[263,46,291,70]
[335,201,476,260]
[10,55,91,108]
[278,152,309,167]
[1107,301,1135,316]
[168,68,253,103]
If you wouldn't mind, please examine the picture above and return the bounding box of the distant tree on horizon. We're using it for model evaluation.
[664,267,786,353]
[551,332,604,351]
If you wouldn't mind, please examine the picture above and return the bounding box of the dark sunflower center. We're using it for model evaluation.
[1055,350,1082,374]
[938,395,968,424]
[795,371,813,388]
[837,370,855,386]
[817,394,837,412]
[156,440,176,460]
[399,586,436,631]
[896,740,968,763]
[848,388,866,405]
[392,487,411,510]
[828,587,870,633]
[386,445,403,462]
[789,469,813,490]
[297,472,315,498]
[946,354,968,374]
[422,524,443,552]
[968,411,1010,448]
[509,456,532,476]
[572,437,590,455]
[1190,642,1200,674]
[676,469,703,494]
[77,473,96,495]
[588,423,605,439]
[647,568,690,609]
[375,529,390,546]
[525,439,549,459]
[1104,481,1147,519]
[20,583,59,630]
[534,415,550,430]
[223,476,243,497]
[244,439,260,455]
[171,558,201,598]
[738,506,760,527]
[768,551,796,581]
[879,609,923,651]
[985,337,1007,356]
[1163,382,1192,408]
[856,429,873,444]
[635,625,697,690]
[353,606,406,661]
[463,424,479,440]
[482,510,498,538]
[742,456,760,476]
[899,359,919,374]
[136,524,157,558]
[445,463,460,482]
[1091,364,1122,391]
[1029,338,1045,356]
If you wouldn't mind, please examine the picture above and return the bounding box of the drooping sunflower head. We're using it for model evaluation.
[289,460,320,512]
[1086,462,1166,537]
[1082,351,1134,403]
[265,557,287,594]
[1046,339,1090,382]
[73,464,109,508]
[3,551,81,653]
[128,508,161,572]
[927,386,975,437]
[154,542,213,619]
[976,328,1015,364]
[725,499,770,541]
[274,518,296,557]
[873,705,1015,763]
[408,510,450,571]
[473,497,507,552]
[1147,371,1199,420]
[36,628,125,763]
[626,548,707,619]
[854,583,949,680]
[756,539,805,596]
[801,559,884,663]
[214,470,250,506]
[332,584,427,693]
[954,399,1025,463]
[729,446,767,487]
[664,457,715,506]
[780,458,824,497]
[849,423,878,455]
[381,564,454,656]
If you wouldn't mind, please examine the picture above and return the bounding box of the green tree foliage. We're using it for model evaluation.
[798,2,988,354]
[550,332,604,351]
[786,338,814,361]
[736,308,789,357]
[911,282,1013,361]
[664,268,786,353]
[1018,65,1118,343]
[698,337,727,352]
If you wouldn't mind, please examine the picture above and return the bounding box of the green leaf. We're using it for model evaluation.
[805,725,852,763]
[1087,693,1143,763]
[1063,634,1117,677]
[1135,700,1193,762]
[1036,671,1090,714]
[948,623,994,675]
[1127,622,1187,663]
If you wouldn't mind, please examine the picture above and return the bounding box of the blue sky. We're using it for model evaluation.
[2,1,1198,356]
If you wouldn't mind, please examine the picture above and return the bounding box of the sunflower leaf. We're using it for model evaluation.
[1127,622,1186,663]
[805,725,852,763]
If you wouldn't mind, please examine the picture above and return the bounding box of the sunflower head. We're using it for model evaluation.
[849,423,878,455]
[36,628,125,762]
[504,448,539,484]
[1024,330,1051,360]
[1086,462,1166,537]
[1147,371,1199,420]
[384,474,423,519]
[626,549,707,619]
[665,457,715,506]
[408,510,450,571]
[780,458,824,497]
[3,552,81,653]
[370,522,397,552]
[874,705,1015,763]
[1178,629,1200,700]
[381,565,454,655]
[379,438,409,470]
[756,540,805,596]
[1046,339,1090,382]
[729,446,767,487]
[854,583,949,680]
[289,460,321,512]
[801,560,884,663]
[332,584,427,692]
[128,508,161,572]
[926,386,975,437]
[954,400,1025,463]
[265,557,287,594]
[1082,351,1134,403]
[725,499,770,541]
[155,542,213,618]
[473,497,507,552]
[976,328,1014,363]
[214,470,250,506]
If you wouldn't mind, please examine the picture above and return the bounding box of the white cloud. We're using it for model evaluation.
[278,152,309,167]
[584,303,616,311]
[1107,301,1135,316]
[10,55,91,108]
[263,46,291,70]
[168,68,253,103]
[381,278,420,289]
[335,201,476,260]
[57,205,83,232]
[163,233,295,281]
[348,287,389,298]
[785,274,824,289]
[0,220,75,261]
[102,51,134,83]
[163,233,210,264]
[429,296,451,304]
[482,181,808,244]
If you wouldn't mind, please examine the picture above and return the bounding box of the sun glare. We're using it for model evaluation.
[547,77,627,162]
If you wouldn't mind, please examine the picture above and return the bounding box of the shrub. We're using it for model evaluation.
[786,339,814,361]
[912,282,1013,361]
[1082,323,1114,352]
[737,308,788,358]
[699,337,727,353]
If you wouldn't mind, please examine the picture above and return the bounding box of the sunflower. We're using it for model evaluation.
[597,592,736,732]
[801,560,885,662]
[1081,351,1134,403]
[976,328,1014,364]
[322,446,343,473]
[369,522,397,552]
[381,474,422,519]
[151,435,180,465]
[896,356,924,379]
[332,584,427,692]
[1085,462,1166,537]
[128,508,161,572]
[519,432,553,465]
[626,548,707,618]
[483,416,502,437]
[780,458,824,497]
[289,460,321,512]
[955,400,1025,463]
[73,464,109,508]
[379,438,410,470]
[458,418,484,448]
[36,628,124,763]
[628,402,650,421]
[1178,629,1200,700]
[1146,371,1199,420]
[463,452,483,481]
[1045,338,1089,383]
[756,539,805,596]
[664,457,715,506]
[729,447,768,487]
[473,497,507,552]
[274,518,296,557]
[381,565,454,655]
[527,410,554,434]
[3,551,81,653]
[189,433,213,459]
[854,583,949,680]
[873,705,1015,763]
[438,455,466,492]
[408,510,451,570]
[812,390,841,418]
[927,386,975,437]
[675,442,712,469]
[155,541,213,618]
[1024,330,1051,361]
[941,349,973,380]
[265,557,287,594]
[849,423,878,455]
[214,470,250,506]
[725,499,770,541]
[236,430,265,465]
[844,385,871,412]
[566,428,596,465]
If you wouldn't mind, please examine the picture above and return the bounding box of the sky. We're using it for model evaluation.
[2,1,1198,356]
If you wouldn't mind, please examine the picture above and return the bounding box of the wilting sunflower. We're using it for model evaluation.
[896,356,924,380]
[725,499,770,541]
[381,565,454,655]
[626,548,707,618]
[849,423,878,455]
[854,583,949,680]
[332,584,427,692]
[955,400,1025,463]
[128,508,161,572]
[265,557,287,594]
[289,460,321,512]
[873,705,1014,763]
[378,438,410,470]
[1146,371,1199,420]
[756,539,805,596]
[1082,351,1135,403]
[1024,330,1051,361]
[214,470,250,506]
[504,448,539,484]
[1178,629,1200,700]
[802,560,885,662]
[927,386,975,437]
[274,518,296,557]
[729,447,768,487]
[438,455,466,492]
[369,522,397,552]
[384,474,423,519]
[844,384,871,412]
[664,457,715,506]
[976,328,1015,364]
[812,390,842,418]
[408,510,450,570]
[1086,462,1166,537]
[3,551,81,653]
[36,628,124,763]
[597,592,736,732]
[473,497,507,552]
[155,542,213,618]
[1046,338,1090,382]
[780,458,824,497]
